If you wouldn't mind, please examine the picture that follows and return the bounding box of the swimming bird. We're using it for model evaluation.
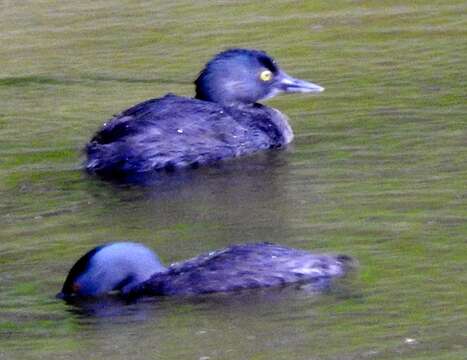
[57,242,353,299]
[85,49,324,177]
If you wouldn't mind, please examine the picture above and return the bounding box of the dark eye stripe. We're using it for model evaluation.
[258,55,278,74]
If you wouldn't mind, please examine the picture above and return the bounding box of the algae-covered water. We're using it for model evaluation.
[1,1,466,359]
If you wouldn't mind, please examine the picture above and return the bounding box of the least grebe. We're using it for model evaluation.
[57,242,353,299]
[85,49,324,177]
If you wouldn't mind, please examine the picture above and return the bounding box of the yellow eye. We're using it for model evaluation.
[260,70,273,82]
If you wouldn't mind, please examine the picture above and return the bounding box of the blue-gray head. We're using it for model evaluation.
[195,49,324,106]
[57,242,165,298]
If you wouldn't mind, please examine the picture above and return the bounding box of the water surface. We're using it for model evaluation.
[1,1,466,359]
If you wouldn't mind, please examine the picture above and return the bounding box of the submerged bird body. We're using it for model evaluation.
[85,49,324,176]
[131,243,351,297]
[58,242,353,299]
[86,95,292,174]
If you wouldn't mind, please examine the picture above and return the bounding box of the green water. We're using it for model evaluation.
[1,1,466,359]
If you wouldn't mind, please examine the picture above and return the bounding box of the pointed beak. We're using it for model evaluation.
[276,72,324,94]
